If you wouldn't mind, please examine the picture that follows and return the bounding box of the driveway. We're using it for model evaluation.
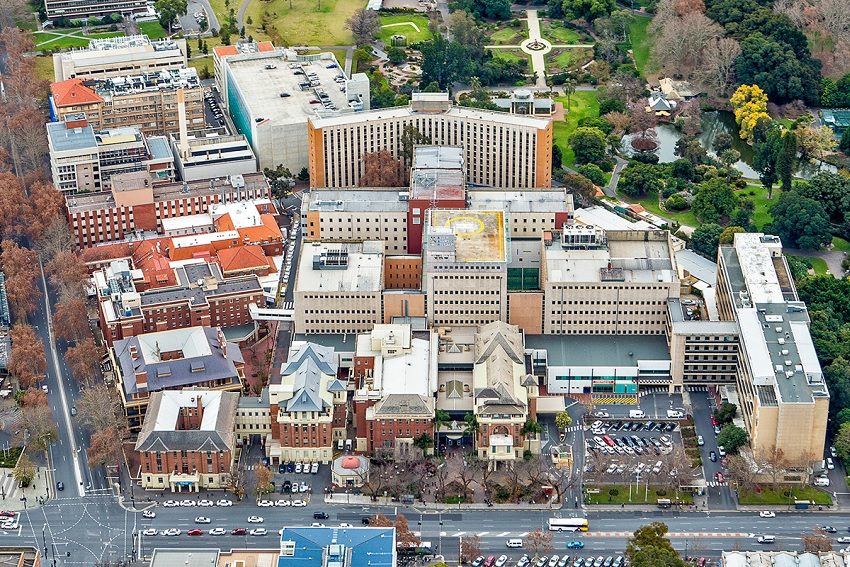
[690,393,736,510]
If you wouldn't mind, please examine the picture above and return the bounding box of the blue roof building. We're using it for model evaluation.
[278,526,396,567]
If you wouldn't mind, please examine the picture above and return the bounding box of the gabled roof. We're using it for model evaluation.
[51,78,103,107]
[282,343,337,376]
[217,245,268,273]
[327,378,346,392]
[135,390,238,453]
[372,393,432,417]
[285,358,331,413]
[474,321,526,409]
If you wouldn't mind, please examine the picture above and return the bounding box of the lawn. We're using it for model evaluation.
[376,15,432,45]
[138,20,168,40]
[0,446,23,468]
[541,21,583,44]
[33,55,55,83]
[739,184,781,230]
[553,90,599,168]
[244,0,363,46]
[787,255,829,276]
[488,27,525,45]
[584,484,693,505]
[832,236,850,252]
[547,48,593,73]
[188,55,214,77]
[32,30,124,51]
[738,485,832,506]
[491,50,529,66]
[618,190,700,228]
[628,16,651,76]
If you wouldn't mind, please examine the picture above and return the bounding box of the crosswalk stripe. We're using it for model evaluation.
[452,531,465,537]
[498,532,510,537]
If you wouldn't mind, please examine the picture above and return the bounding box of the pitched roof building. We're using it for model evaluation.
[135,390,239,492]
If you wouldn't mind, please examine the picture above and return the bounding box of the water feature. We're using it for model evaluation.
[623,111,835,179]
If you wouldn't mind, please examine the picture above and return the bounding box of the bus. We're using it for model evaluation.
[548,518,589,532]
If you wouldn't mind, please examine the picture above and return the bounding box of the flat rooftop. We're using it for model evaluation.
[426,209,507,263]
[676,248,718,286]
[304,188,409,213]
[46,120,97,152]
[525,334,671,366]
[573,205,655,231]
[296,241,384,293]
[544,228,676,283]
[226,52,352,125]
[468,189,571,213]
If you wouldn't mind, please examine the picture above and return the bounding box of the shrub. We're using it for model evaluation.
[665,194,689,211]
[631,152,659,164]
[577,163,606,186]
[609,488,619,496]
[596,158,615,172]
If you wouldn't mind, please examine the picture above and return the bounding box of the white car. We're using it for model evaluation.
[180,500,196,507]
[198,500,214,507]
[295,463,303,473]
[299,482,309,492]
[257,500,274,507]
[250,528,268,536]
[275,499,291,507]
[340,523,352,528]
[291,499,307,507]
[697,435,704,446]
[837,537,850,544]
[142,528,158,536]
[162,528,181,536]
[718,446,727,457]
[759,511,776,518]
[162,500,179,507]
[194,517,211,524]
[209,528,227,536]
[311,522,325,527]
[827,458,835,470]
[496,556,509,567]
[216,499,233,507]
[142,510,156,519]
[291,484,300,493]
[247,516,264,523]
[302,462,311,474]
[311,462,319,474]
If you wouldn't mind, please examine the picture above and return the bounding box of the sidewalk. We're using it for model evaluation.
[324,492,556,512]
[0,466,51,511]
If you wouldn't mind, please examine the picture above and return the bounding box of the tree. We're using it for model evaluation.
[776,130,797,192]
[626,522,687,567]
[713,132,734,153]
[725,454,757,492]
[734,34,820,106]
[460,534,482,563]
[88,426,118,467]
[841,127,850,154]
[570,127,607,165]
[76,382,125,434]
[629,105,658,146]
[650,11,722,77]
[577,164,606,186]
[386,46,406,65]
[716,424,747,453]
[552,145,563,171]
[795,172,850,224]
[400,124,431,165]
[690,223,723,259]
[21,387,48,409]
[526,529,553,556]
[561,173,597,206]
[618,162,663,197]
[53,298,90,343]
[561,0,616,21]
[7,324,46,389]
[752,127,781,198]
[692,178,738,224]
[345,8,379,47]
[563,79,576,113]
[358,151,405,187]
[796,125,837,163]
[833,421,850,464]
[65,338,104,383]
[1,240,41,320]
[555,411,572,430]
[719,149,740,179]
[803,532,833,552]
[766,192,832,250]
[605,111,631,134]
[254,464,273,495]
[730,84,770,144]
[699,36,741,96]
[18,404,57,451]
[13,453,35,487]
[719,226,744,245]
[419,35,468,91]
[447,10,486,56]
[155,0,187,30]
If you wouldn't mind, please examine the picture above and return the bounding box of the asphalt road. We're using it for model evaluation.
[690,393,735,510]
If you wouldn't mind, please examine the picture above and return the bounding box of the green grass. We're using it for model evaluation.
[553,91,599,168]
[188,56,214,77]
[618,191,700,227]
[737,485,832,506]
[492,50,528,65]
[548,47,592,72]
[584,484,693,505]
[138,21,168,40]
[541,21,582,44]
[376,14,433,45]
[0,447,23,468]
[245,0,365,46]
[32,30,124,51]
[488,27,524,45]
[787,255,829,276]
[628,16,651,76]
[832,237,850,252]
[33,55,55,83]
[739,184,781,230]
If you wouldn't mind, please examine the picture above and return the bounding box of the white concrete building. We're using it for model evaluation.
[53,35,187,82]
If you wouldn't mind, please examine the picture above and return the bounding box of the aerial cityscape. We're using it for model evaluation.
[1,0,850,565]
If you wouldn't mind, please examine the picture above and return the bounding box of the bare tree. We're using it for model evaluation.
[76,383,126,434]
[254,464,273,495]
[345,8,379,47]
[460,534,482,563]
[725,454,757,492]
[358,151,405,187]
[7,324,46,388]
[433,462,450,502]
[759,447,789,487]
[650,12,722,77]
[803,531,833,552]
[17,404,57,451]
[698,37,741,97]
[454,455,477,500]
[526,529,553,556]
[394,514,421,547]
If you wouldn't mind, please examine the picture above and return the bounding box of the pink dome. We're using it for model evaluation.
[341,456,361,469]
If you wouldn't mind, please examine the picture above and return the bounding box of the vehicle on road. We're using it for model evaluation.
[549,518,589,532]
[142,510,156,519]
[187,529,203,536]
[757,535,775,544]
[142,528,157,536]
[339,523,352,527]
[216,499,232,507]
[292,499,307,506]
[718,446,727,457]
[198,500,214,507]
[275,499,290,507]
[163,500,179,507]
[209,528,226,536]
[258,500,274,507]
[714,472,725,483]
[231,528,247,535]
[507,538,523,548]
[313,511,329,520]
[709,451,717,462]
[194,517,210,524]
[249,528,268,536]
[56,481,64,491]
[312,523,325,528]
[831,446,838,458]
[697,435,704,446]
[759,511,776,518]
[566,541,585,549]
[821,526,838,533]
[162,528,181,536]
[247,516,264,523]
[837,537,850,544]
[471,557,485,567]
[180,500,195,507]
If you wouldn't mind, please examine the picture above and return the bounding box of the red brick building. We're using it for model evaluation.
[135,390,239,492]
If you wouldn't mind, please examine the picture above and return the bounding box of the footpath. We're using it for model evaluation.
[0,466,52,511]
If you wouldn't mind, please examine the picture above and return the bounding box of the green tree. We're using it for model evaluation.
[837,408,850,427]
[690,223,723,259]
[692,178,738,224]
[713,132,734,153]
[561,0,616,21]
[576,163,606,186]
[715,402,739,425]
[717,424,748,453]
[155,0,188,30]
[752,126,781,198]
[463,413,480,433]
[766,192,832,250]
[552,145,563,171]
[719,225,745,245]
[386,47,406,65]
[419,36,467,91]
[834,421,850,464]
[521,420,543,437]
[562,172,597,206]
[840,128,850,155]
[219,25,231,45]
[795,172,850,224]
[13,453,35,487]
[719,149,741,180]
[564,78,576,112]
[570,127,607,165]
[626,522,687,567]
[555,411,572,430]
[734,34,820,105]
[776,131,796,192]
[618,162,662,197]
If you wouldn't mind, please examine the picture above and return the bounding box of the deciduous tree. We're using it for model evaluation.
[53,299,91,343]
[76,382,125,434]
[526,529,553,555]
[345,8,379,47]
[561,173,597,206]
[555,411,572,430]
[358,151,405,187]
[64,338,103,383]
[254,464,273,495]
[7,324,46,389]
[88,427,118,467]
[730,84,770,144]
[13,453,35,486]
[460,534,482,563]
[18,404,57,451]
[21,387,48,408]
[0,240,41,320]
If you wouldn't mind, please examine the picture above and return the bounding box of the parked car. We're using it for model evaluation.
[231,528,247,535]
[247,516,264,523]
[697,435,704,446]
[142,528,157,536]
[209,528,226,536]
[216,499,233,507]
[194,517,210,524]
[759,511,776,518]
[709,451,717,462]
[250,528,268,536]
[471,557,485,567]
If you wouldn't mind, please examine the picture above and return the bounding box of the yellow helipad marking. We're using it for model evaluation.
[445,215,485,237]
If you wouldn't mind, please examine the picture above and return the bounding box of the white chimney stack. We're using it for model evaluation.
[177,87,190,160]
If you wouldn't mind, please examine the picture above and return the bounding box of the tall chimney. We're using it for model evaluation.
[177,87,190,160]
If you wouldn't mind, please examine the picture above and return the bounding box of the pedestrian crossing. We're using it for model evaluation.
[706,481,729,487]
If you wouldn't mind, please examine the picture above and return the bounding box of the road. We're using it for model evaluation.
[690,394,735,510]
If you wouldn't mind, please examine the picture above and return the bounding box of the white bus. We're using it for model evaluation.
[548,517,589,532]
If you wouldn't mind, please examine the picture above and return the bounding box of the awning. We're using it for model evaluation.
[536,396,567,414]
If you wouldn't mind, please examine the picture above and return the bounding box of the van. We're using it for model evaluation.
[506,539,523,548]
[815,476,830,487]
[336,439,344,450]
[628,409,646,419]
[757,535,776,544]
[667,409,684,419]
[657,498,671,509]
[344,439,352,451]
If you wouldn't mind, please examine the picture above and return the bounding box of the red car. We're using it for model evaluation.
[231,528,247,535]
[187,529,203,536]
[714,471,725,483]
[0,512,15,518]
[710,416,718,426]
[484,557,496,567]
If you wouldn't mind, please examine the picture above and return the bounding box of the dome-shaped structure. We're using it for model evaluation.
[341,456,361,470]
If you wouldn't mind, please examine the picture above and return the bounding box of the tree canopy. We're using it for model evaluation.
[626,522,688,567]
[570,127,607,165]
[690,223,724,259]
[766,192,832,250]
[618,162,663,197]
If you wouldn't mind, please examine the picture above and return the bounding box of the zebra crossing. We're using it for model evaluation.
[706,481,729,487]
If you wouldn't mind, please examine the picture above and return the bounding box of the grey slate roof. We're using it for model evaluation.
[281,344,338,413]
[135,391,238,453]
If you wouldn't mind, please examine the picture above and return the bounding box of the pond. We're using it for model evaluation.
[623,111,835,179]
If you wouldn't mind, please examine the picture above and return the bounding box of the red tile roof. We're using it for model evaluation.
[51,79,103,107]
[217,245,269,274]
